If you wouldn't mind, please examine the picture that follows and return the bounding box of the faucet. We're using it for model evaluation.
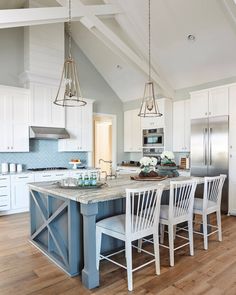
[98,159,116,180]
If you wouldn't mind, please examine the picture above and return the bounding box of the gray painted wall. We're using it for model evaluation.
[0,28,24,87]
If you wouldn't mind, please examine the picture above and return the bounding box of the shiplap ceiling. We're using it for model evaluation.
[1,0,236,101]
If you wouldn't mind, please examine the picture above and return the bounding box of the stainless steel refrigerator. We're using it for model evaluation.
[191,116,228,213]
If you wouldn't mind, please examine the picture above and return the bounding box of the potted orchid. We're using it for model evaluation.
[139,156,158,177]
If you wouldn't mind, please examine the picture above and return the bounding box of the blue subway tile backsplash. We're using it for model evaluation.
[0,140,87,170]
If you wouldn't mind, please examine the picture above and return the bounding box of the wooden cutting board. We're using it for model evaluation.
[130,175,168,181]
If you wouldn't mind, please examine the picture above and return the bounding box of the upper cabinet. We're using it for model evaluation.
[29,83,65,128]
[124,109,142,152]
[140,99,165,129]
[58,99,93,152]
[173,100,190,152]
[0,85,30,152]
[190,86,228,119]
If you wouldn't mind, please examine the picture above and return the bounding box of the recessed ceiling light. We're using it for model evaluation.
[187,34,196,41]
[116,64,122,70]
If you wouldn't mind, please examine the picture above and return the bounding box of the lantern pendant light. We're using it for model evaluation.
[54,0,87,107]
[138,0,162,117]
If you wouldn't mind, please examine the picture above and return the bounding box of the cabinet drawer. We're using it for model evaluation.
[0,176,10,185]
[0,196,9,206]
[12,174,34,182]
[0,187,9,195]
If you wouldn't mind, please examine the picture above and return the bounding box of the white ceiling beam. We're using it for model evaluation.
[0,4,121,29]
[65,0,173,97]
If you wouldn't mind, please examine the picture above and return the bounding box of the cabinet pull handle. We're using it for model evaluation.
[0,179,7,181]
[43,175,51,177]
[0,194,7,197]
[56,174,64,176]
[0,205,7,207]
[18,176,29,179]
[0,186,7,188]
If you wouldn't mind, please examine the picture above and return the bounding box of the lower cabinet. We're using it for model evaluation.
[11,174,35,211]
[0,176,11,211]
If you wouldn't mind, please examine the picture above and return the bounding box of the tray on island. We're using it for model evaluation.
[57,182,107,189]
[130,175,168,181]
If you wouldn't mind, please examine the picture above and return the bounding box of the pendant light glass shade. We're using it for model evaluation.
[54,0,87,107]
[138,0,162,117]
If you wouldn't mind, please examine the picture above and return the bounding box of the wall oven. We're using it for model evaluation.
[143,128,164,147]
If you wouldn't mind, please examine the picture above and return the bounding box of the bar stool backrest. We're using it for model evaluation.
[169,180,197,221]
[203,174,226,211]
[125,185,164,238]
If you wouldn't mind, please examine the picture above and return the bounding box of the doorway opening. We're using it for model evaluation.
[93,114,117,174]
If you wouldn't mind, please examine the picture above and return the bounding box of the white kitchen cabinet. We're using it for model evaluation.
[140,99,164,129]
[228,85,236,215]
[58,99,93,152]
[173,100,190,152]
[29,83,65,128]
[190,86,228,119]
[0,85,30,152]
[0,176,11,211]
[124,109,142,152]
[11,174,35,211]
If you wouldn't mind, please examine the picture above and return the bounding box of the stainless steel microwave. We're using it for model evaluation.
[143,128,164,147]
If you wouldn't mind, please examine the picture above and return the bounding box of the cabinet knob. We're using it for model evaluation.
[230,145,232,149]
[209,112,211,115]
[230,154,232,158]
[205,112,207,116]
[7,147,9,150]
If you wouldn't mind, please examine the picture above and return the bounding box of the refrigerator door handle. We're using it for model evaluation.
[204,128,207,165]
[209,127,212,165]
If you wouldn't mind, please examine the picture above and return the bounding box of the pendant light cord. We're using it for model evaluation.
[68,0,72,58]
[148,0,151,82]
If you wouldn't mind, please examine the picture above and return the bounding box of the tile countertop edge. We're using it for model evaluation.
[28,176,204,205]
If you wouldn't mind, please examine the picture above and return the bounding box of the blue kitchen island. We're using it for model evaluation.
[28,175,203,289]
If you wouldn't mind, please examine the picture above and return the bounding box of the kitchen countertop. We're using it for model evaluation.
[28,175,203,205]
[0,167,99,176]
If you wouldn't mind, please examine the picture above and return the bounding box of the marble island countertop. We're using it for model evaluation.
[28,175,204,205]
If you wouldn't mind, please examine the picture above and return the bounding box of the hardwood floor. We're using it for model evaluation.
[0,213,236,294]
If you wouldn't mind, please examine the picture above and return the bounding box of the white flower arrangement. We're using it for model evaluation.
[139,157,157,167]
[160,151,175,161]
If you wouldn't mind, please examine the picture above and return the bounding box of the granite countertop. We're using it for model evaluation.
[28,175,204,205]
[0,167,99,176]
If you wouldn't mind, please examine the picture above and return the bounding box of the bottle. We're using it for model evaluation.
[91,172,97,186]
[78,173,84,186]
[84,173,89,186]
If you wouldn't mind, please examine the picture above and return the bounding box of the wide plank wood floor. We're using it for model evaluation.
[0,213,236,294]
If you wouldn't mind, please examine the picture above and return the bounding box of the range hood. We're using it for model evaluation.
[29,126,70,140]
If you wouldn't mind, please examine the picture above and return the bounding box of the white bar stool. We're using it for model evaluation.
[159,179,197,267]
[96,185,164,291]
[193,174,226,250]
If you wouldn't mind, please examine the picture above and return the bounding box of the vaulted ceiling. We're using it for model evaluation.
[1,0,236,101]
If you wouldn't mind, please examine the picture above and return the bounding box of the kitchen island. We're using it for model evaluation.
[28,175,203,289]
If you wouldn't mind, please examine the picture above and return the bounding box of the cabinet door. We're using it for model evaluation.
[30,83,51,126]
[131,109,142,152]
[0,122,10,152]
[173,101,185,152]
[229,85,236,151]
[11,174,34,210]
[209,87,228,117]
[124,110,132,152]
[51,86,65,128]
[190,91,208,119]
[81,102,93,151]
[184,100,191,151]
[12,124,29,152]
